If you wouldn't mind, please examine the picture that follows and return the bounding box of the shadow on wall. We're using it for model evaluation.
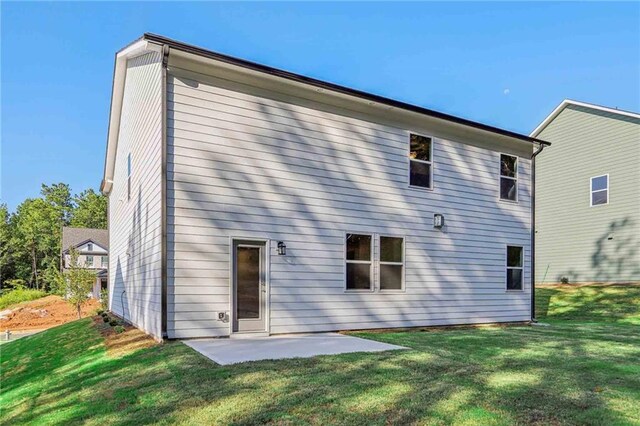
[553,218,640,283]
[165,72,534,337]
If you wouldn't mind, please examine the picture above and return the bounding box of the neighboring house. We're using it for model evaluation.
[62,227,109,298]
[100,34,550,341]
[532,100,640,284]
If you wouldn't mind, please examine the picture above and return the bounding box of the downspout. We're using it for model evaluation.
[530,142,546,322]
[161,44,169,339]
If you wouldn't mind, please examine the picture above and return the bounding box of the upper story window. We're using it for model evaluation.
[379,236,404,291]
[409,134,433,189]
[590,175,609,206]
[127,153,132,200]
[87,243,93,252]
[506,245,523,291]
[500,154,518,202]
[101,256,108,268]
[86,255,94,267]
[345,234,372,290]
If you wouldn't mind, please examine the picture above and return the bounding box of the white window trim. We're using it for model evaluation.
[344,232,374,292]
[589,174,609,207]
[378,234,406,293]
[498,152,518,203]
[86,255,94,268]
[505,244,524,292]
[101,256,108,267]
[408,132,434,191]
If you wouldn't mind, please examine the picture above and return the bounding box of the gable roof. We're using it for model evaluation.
[530,99,640,138]
[102,33,551,193]
[62,227,109,252]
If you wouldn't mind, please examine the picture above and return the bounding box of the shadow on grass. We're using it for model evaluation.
[2,315,639,425]
[536,284,640,323]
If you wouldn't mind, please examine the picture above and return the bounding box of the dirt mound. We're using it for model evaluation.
[0,295,100,332]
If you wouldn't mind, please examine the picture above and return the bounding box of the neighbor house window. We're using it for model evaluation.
[506,246,523,291]
[127,153,132,200]
[379,236,404,290]
[86,255,94,267]
[346,234,372,290]
[500,154,518,201]
[590,175,609,206]
[101,256,108,267]
[409,134,433,189]
[87,243,93,251]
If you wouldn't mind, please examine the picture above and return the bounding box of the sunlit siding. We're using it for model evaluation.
[166,69,532,338]
[108,52,163,339]
[536,105,640,283]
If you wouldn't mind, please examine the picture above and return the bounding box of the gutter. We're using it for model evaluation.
[142,33,551,148]
[161,44,169,340]
[530,142,547,322]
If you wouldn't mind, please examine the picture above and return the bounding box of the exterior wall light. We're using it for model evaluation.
[277,241,286,255]
[434,214,445,229]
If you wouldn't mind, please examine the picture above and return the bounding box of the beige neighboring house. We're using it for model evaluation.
[61,227,109,298]
[532,100,640,284]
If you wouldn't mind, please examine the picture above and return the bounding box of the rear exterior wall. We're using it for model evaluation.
[165,68,533,338]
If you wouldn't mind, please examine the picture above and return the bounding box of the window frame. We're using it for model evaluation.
[127,153,132,201]
[498,153,519,203]
[378,234,406,293]
[589,174,609,207]
[86,255,94,268]
[408,132,434,191]
[87,243,93,252]
[344,232,374,292]
[505,244,524,292]
[101,256,108,268]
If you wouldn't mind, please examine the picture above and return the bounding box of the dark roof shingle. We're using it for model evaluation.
[62,227,108,252]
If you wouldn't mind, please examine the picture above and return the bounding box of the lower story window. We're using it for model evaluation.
[506,245,523,290]
[380,236,404,290]
[346,234,372,290]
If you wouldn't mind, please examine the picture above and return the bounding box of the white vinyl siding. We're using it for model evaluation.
[108,51,163,339]
[166,68,532,338]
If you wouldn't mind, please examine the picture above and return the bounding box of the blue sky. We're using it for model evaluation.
[2,2,639,211]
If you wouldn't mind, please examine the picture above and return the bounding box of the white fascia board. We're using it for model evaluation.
[101,40,163,194]
[530,99,640,138]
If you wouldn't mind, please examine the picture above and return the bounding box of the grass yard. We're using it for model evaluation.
[1,285,639,425]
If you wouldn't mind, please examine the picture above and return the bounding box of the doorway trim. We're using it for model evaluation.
[229,237,270,335]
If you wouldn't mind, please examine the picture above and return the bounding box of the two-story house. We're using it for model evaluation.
[532,100,640,284]
[101,34,550,341]
[61,227,109,298]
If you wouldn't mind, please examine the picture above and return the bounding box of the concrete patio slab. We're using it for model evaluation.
[183,332,407,365]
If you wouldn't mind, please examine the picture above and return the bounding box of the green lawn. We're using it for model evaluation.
[1,285,639,425]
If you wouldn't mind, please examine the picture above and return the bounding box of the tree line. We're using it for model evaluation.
[0,183,107,290]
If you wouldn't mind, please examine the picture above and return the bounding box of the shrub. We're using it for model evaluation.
[99,288,109,312]
[101,312,108,318]
[0,288,48,310]
[109,320,118,327]
[103,316,110,323]
[114,325,125,334]
[96,309,104,316]
[560,277,570,284]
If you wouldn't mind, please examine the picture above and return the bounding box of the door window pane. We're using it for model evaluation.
[346,263,371,290]
[237,247,260,319]
[346,234,371,261]
[380,264,402,290]
[380,237,403,262]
